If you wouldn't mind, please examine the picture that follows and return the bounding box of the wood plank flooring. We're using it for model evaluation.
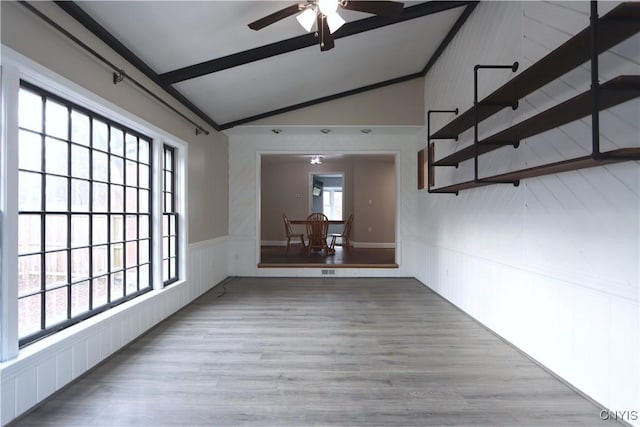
[13,277,612,426]
[259,246,397,268]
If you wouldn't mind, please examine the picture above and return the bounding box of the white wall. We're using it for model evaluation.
[227,127,421,277]
[413,1,639,422]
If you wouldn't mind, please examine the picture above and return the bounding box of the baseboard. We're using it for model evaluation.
[352,241,395,249]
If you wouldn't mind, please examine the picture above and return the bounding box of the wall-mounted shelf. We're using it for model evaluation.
[430,2,640,140]
[433,75,640,167]
[431,148,640,194]
[426,1,640,195]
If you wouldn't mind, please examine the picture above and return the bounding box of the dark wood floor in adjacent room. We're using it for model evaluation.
[259,246,397,268]
[13,277,610,426]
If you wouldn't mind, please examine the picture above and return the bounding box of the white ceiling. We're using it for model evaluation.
[68,1,472,130]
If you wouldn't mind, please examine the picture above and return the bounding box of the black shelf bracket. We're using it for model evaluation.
[474,62,520,185]
[430,135,460,141]
[588,1,640,163]
[428,109,460,141]
[590,0,602,161]
[427,108,460,195]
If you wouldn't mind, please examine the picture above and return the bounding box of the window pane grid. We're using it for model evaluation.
[18,82,153,346]
[162,145,178,285]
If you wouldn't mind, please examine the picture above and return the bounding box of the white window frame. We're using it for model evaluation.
[307,171,344,218]
[321,187,343,221]
[0,47,187,357]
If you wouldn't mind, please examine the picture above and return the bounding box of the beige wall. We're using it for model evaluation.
[188,132,228,242]
[1,1,228,242]
[353,157,395,243]
[260,154,395,244]
[261,157,355,241]
[250,78,425,126]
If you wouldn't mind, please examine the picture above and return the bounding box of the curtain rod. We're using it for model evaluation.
[18,1,210,136]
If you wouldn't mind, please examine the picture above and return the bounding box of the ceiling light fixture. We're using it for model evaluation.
[310,155,323,165]
[296,0,345,35]
[296,7,317,32]
[318,0,338,16]
[326,12,345,33]
[249,1,405,52]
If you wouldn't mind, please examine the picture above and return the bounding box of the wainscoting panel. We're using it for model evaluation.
[410,238,639,419]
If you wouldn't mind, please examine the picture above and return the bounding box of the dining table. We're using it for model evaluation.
[289,219,345,225]
[289,218,345,255]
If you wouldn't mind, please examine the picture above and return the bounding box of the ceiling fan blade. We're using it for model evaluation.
[341,1,404,17]
[248,4,301,30]
[317,14,335,51]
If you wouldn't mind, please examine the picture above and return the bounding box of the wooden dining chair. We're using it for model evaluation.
[283,213,305,253]
[330,214,353,251]
[305,212,331,255]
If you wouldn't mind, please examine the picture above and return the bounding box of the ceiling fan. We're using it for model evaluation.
[248,0,405,51]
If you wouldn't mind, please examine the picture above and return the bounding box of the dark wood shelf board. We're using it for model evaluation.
[432,75,640,167]
[432,142,513,167]
[496,148,640,180]
[430,148,640,193]
[483,76,640,143]
[430,2,640,140]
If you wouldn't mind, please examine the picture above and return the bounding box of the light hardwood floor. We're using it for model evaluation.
[13,277,614,426]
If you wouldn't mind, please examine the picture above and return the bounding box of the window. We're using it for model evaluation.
[17,81,153,345]
[162,144,178,285]
[322,188,343,220]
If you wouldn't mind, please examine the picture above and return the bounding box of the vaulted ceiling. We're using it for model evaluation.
[56,1,477,131]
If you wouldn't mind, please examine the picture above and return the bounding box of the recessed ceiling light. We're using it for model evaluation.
[361,128,372,134]
[320,129,331,134]
[271,129,282,134]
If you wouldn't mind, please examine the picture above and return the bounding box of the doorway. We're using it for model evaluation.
[259,154,397,267]
[310,173,344,222]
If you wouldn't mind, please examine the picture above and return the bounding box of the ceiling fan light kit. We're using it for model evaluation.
[326,12,346,33]
[319,0,339,16]
[310,155,323,165]
[249,0,405,51]
[296,7,317,32]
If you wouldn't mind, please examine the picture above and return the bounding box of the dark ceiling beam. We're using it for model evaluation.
[159,1,476,85]
[219,2,479,129]
[55,1,479,130]
[54,1,221,131]
[219,72,423,130]
[421,2,478,75]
